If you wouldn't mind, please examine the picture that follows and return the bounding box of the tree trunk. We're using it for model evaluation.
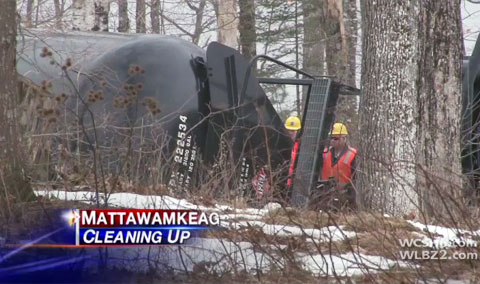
[342,0,359,145]
[303,0,325,111]
[26,0,34,28]
[215,0,239,48]
[117,0,129,32]
[322,0,358,143]
[160,0,165,34]
[238,0,256,60]
[151,0,160,34]
[191,0,206,45]
[358,0,419,216]
[93,0,110,31]
[343,0,357,87]
[359,0,464,217]
[416,0,463,217]
[72,0,96,31]
[303,0,324,76]
[0,0,34,218]
[35,0,40,27]
[53,0,62,28]
[323,0,348,82]
[136,0,146,33]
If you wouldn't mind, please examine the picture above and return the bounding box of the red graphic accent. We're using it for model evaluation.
[251,167,271,198]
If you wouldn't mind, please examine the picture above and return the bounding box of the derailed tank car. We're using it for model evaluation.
[17,31,293,197]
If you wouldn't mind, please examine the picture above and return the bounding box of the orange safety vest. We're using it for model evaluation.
[287,141,300,186]
[322,146,357,184]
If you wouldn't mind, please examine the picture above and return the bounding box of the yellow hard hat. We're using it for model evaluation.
[330,122,348,135]
[285,116,301,130]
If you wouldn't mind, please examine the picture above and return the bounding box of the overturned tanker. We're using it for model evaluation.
[17,31,348,205]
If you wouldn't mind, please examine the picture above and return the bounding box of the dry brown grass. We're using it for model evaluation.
[0,197,94,241]
[262,207,339,228]
[339,212,418,232]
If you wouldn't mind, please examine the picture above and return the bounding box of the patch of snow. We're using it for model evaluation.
[216,202,282,217]
[82,238,408,277]
[223,220,356,242]
[35,190,281,217]
[32,189,415,278]
[36,189,356,242]
[35,190,198,209]
[220,214,264,220]
[262,202,282,212]
[408,221,479,249]
[84,238,284,275]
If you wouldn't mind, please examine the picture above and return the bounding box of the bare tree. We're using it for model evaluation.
[0,0,34,218]
[358,0,463,216]
[159,0,166,34]
[343,0,357,87]
[358,0,420,215]
[53,0,63,28]
[189,0,207,45]
[151,0,160,33]
[136,0,146,33]
[416,0,463,216]
[158,0,207,45]
[238,0,256,59]
[322,0,358,143]
[303,0,324,76]
[215,0,239,48]
[117,0,129,32]
[72,0,95,30]
[323,0,348,81]
[26,0,35,28]
[71,0,109,31]
[93,0,110,31]
[302,0,325,113]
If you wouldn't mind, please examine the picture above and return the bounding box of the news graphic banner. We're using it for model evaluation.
[65,209,220,246]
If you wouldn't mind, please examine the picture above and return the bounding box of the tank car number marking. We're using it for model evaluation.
[239,157,250,191]
[170,115,197,188]
[174,115,189,164]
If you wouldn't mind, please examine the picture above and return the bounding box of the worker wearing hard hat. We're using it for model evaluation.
[285,116,301,140]
[320,122,357,209]
[252,116,302,200]
[285,116,301,187]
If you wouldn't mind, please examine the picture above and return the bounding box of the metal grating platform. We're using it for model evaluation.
[291,78,338,207]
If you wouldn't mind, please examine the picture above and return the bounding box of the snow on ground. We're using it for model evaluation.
[224,220,356,243]
[97,239,413,277]
[35,190,212,210]
[33,190,428,277]
[408,221,479,249]
[84,238,410,277]
[221,213,265,220]
[95,238,282,275]
[36,190,356,242]
[35,189,280,217]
